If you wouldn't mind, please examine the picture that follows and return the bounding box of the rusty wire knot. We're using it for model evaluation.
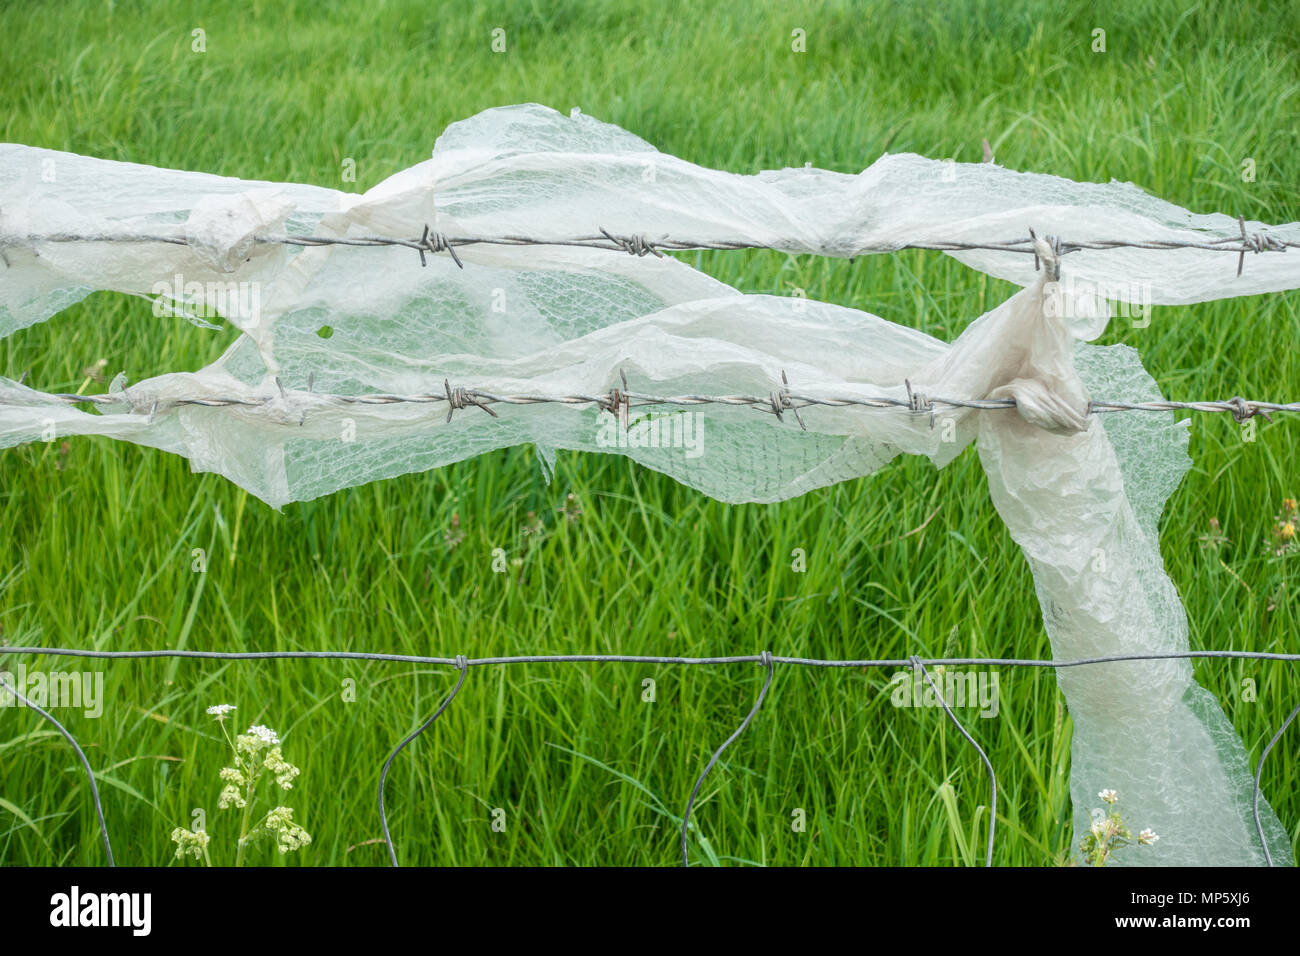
[418,225,464,269]
[443,378,497,422]
[1226,395,1273,425]
[599,227,664,258]
[766,369,806,430]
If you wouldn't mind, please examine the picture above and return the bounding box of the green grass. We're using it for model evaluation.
[1,0,1298,866]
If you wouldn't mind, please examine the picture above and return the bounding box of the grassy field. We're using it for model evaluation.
[1,0,1297,866]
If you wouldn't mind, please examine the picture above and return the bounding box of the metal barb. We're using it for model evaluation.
[904,377,936,428]
[600,227,663,258]
[603,368,631,429]
[1227,396,1272,424]
[444,378,498,423]
[418,224,464,270]
[1045,234,1064,280]
[1235,215,1286,278]
[1028,228,1064,281]
[768,369,806,430]
[1238,216,1248,278]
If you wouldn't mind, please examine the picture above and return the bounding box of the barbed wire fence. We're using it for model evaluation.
[3,220,1298,868]
[1,646,1297,868]
[6,221,1297,424]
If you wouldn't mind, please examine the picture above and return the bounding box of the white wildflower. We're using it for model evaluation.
[248,724,280,745]
[263,746,300,790]
[205,704,236,720]
[265,805,294,829]
[1098,789,1118,804]
[1138,829,1159,845]
[170,826,210,860]
[218,784,247,809]
[236,723,281,754]
[265,806,312,853]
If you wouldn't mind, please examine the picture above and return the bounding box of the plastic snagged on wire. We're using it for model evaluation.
[1,103,1297,866]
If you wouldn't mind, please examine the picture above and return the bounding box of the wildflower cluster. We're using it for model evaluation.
[168,825,211,862]
[1079,789,1158,867]
[264,805,312,854]
[169,704,312,865]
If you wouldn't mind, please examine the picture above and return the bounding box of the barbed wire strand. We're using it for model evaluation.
[8,380,1298,428]
[378,655,468,867]
[912,656,998,867]
[1253,698,1300,867]
[3,645,1295,868]
[10,224,1297,267]
[0,679,115,866]
[680,650,774,868]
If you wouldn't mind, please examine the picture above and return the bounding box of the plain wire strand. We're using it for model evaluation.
[680,651,775,868]
[378,655,468,867]
[6,647,1300,666]
[1252,698,1300,867]
[911,656,997,867]
[0,680,114,866]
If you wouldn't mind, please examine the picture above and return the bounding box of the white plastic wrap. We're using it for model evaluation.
[1,104,1295,865]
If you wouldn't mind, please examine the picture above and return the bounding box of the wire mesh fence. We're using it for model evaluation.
[7,129,1299,873]
[2,645,1296,868]
[6,208,1298,868]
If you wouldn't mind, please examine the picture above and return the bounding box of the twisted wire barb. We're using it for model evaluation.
[2,645,1295,867]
